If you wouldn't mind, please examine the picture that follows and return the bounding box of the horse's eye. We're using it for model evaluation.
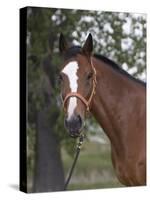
[87,72,93,80]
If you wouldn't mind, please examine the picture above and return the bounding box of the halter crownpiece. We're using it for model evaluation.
[63,57,97,113]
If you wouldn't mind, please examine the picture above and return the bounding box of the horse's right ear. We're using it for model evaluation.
[59,33,69,54]
[82,33,93,55]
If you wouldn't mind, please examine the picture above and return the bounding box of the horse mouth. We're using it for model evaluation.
[68,126,84,138]
[64,115,85,138]
[70,133,79,138]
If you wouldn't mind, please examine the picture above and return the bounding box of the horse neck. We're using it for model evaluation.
[90,57,143,154]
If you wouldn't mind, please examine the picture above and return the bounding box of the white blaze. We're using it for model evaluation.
[62,61,79,119]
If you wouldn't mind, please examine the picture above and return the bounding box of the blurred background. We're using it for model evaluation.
[26,7,146,192]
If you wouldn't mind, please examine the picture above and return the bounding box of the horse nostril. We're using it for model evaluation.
[76,115,82,127]
[64,114,83,133]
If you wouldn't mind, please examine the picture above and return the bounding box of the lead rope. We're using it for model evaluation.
[64,134,85,190]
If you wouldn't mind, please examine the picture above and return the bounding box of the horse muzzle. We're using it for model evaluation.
[64,114,83,138]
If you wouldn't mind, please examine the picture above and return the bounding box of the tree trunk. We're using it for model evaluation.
[33,109,65,192]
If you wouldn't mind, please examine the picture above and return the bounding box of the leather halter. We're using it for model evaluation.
[63,58,97,113]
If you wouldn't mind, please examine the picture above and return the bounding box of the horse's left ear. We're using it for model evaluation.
[82,33,93,55]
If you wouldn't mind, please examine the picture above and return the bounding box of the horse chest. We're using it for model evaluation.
[111,151,145,186]
[113,159,133,186]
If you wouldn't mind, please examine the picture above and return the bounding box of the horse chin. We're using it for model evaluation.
[69,127,84,138]
[70,133,79,138]
[66,119,85,138]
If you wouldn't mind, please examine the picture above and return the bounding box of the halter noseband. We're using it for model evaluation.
[63,58,97,113]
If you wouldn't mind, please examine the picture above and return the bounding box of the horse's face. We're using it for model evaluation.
[59,33,93,137]
[60,56,93,137]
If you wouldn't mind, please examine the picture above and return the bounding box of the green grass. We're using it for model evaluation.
[62,141,113,173]
[68,181,123,190]
[62,140,123,190]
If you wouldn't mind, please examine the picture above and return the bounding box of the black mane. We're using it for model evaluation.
[64,46,146,87]
[94,54,146,87]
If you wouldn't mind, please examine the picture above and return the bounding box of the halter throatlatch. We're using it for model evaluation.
[63,58,97,113]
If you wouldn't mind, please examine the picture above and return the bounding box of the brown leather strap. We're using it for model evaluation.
[63,92,89,111]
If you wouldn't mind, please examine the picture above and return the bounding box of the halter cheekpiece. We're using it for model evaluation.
[63,57,97,113]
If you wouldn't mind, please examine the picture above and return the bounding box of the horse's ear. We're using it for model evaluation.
[59,33,69,54]
[82,33,93,55]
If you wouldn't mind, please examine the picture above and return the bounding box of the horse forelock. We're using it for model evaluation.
[64,46,82,60]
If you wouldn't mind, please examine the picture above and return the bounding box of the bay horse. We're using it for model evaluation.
[58,33,146,186]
